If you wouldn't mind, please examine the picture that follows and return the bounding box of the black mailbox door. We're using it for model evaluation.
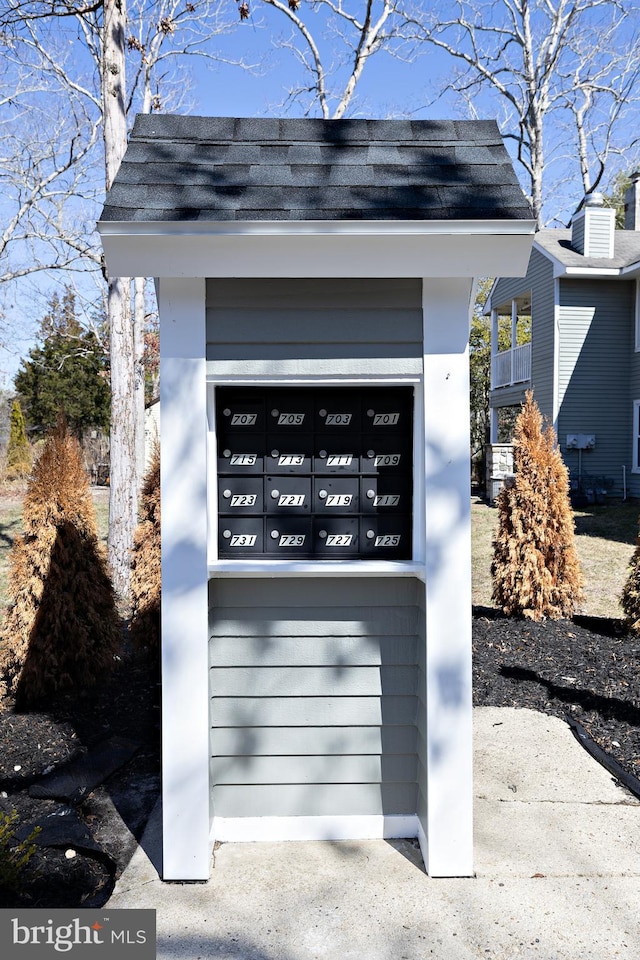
[216,386,413,559]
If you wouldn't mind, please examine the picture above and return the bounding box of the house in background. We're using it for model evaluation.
[487,173,640,500]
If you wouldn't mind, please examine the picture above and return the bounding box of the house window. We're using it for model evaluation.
[634,400,640,473]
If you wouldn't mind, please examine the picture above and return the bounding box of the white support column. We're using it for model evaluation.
[158,277,210,880]
[420,277,474,877]
[490,307,498,391]
[511,298,518,386]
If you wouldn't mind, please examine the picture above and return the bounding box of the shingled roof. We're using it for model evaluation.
[100,115,532,224]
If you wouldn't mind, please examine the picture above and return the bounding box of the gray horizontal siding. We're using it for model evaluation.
[210,725,417,756]
[557,279,634,494]
[209,577,420,819]
[211,783,418,818]
[210,635,417,667]
[206,278,422,377]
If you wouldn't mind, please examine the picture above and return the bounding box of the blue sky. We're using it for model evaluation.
[1,0,638,388]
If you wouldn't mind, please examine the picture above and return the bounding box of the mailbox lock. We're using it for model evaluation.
[270,529,279,539]
[223,449,231,458]
[270,489,280,499]
[319,529,327,539]
[271,449,279,458]
[271,409,279,417]
[223,489,232,499]
[366,489,375,499]
[319,409,327,417]
[223,408,231,417]
[367,409,375,417]
[366,529,375,539]
[367,450,375,459]
[319,450,327,458]
[319,489,328,500]
[222,529,232,539]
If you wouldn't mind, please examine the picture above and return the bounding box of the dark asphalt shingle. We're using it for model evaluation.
[100,114,532,224]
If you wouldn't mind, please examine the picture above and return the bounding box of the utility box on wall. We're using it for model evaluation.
[98,115,535,882]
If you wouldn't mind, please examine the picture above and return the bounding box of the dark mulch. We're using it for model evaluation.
[0,650,160,908]
[1,611,639,908]
[473,608,640,786]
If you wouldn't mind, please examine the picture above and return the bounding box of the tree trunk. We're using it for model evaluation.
[103,0,136,600]
[134,275,147,482]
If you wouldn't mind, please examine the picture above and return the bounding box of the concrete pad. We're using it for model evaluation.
[108,706,640,959]
[474,706,639,804]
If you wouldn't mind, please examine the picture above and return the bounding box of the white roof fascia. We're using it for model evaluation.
[98,219,536,280]
[564,267,621,277]
[621,260,640,279]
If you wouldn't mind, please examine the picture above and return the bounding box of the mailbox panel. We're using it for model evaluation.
[360,517,412,559]
[267,392,314,432]
[265,476,312,514]
[313,437,360,475]
[215,385,414,560]
[313,477,360,513]
[219,518,264,556]
[313,517,360,557]
[361,477,410,514]
[265,435,313,475]
[362,389,412,434]
[361,436,411,475]
[265,517,313,555]
[314,391,361,435]
[218,438,265,476]
[217,390,266,434]
[218,477,264,514]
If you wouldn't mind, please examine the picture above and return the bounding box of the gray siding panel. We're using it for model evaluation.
[211,783,418,818]
[209,577,420,819]
[206,278,422,376]
[558,279,634,494]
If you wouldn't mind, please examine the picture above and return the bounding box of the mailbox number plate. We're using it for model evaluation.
[326,534,353,547]
[325,494,352,507]
[231,413,257,426]
[279,494,305,506]
[373,413,399,425]
[375,534,401,547]
[229,534,257,547]
[278,413,305,425]
[230,494,257,507]
[279,534,306,547]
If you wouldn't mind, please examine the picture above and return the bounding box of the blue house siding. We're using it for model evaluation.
[557,279,634,496]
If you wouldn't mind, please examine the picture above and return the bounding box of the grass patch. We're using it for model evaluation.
[472,496,639,619]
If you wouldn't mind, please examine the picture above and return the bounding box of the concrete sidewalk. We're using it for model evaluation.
[108,707,640,959]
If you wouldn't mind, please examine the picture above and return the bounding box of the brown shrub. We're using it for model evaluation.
[129,444,160,651]
[621,536,640,631]
[491,392,583,620]
[0,417,121,708]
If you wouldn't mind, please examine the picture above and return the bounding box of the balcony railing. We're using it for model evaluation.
[491,342,531,388]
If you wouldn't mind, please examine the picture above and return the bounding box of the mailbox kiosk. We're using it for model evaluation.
[98,115,534,882]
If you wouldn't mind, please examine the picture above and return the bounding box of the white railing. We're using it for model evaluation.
[491,342,531,388]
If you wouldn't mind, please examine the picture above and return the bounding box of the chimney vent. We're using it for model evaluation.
[624,171,640,231]
[571,194,615,258]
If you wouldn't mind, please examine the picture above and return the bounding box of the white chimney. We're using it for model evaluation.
[571,192,615,258]
[624,171,640,231]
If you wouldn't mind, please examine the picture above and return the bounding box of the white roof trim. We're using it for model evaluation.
[97,218,536,238]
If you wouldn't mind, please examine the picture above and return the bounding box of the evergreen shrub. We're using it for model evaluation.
[129,444,160,651]
[0,416,121,708]
[491,391,583,620]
